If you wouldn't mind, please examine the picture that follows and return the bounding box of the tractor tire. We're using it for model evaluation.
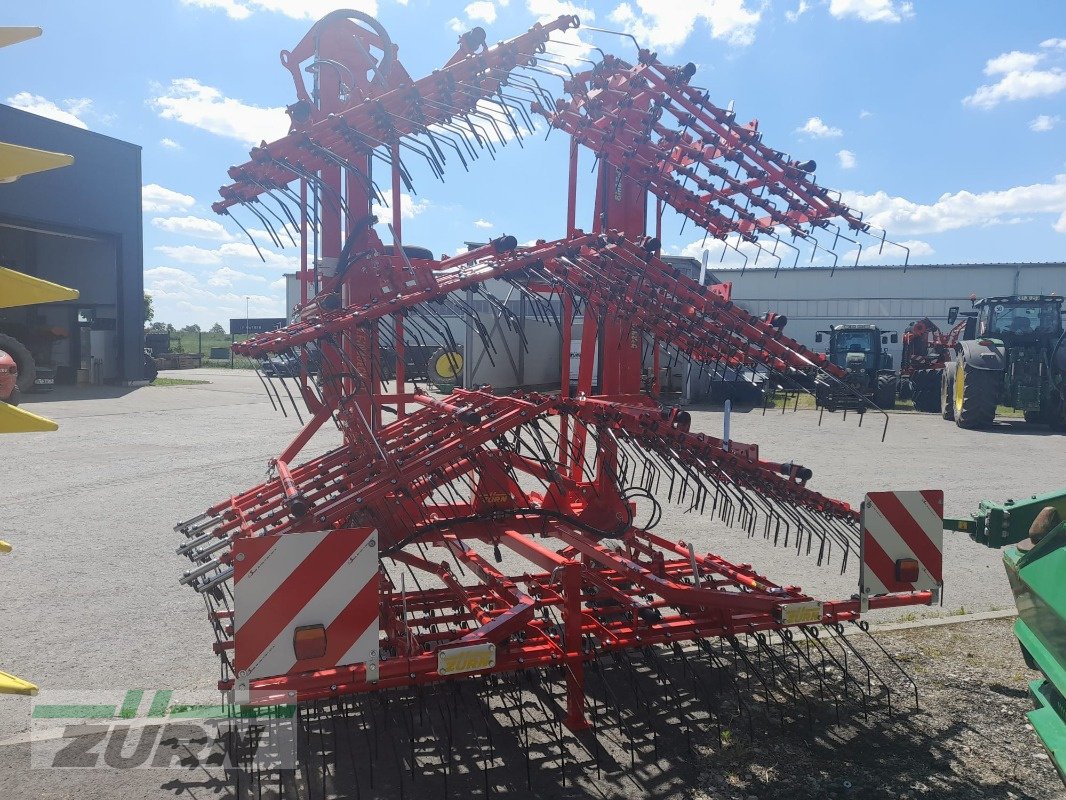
[5,384,20,406]
[1023,410,1043,425]
[874,374,897,409]
[897,378,913,401]
[912,370,941,413]
[427,347,464,387]
[941,366,955,421]
[0,333,36,393]
[953,359,1000,429]
[1047,399,1066,432]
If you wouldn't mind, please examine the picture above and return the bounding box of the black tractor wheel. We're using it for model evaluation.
[1023,410,1043,424]
[953,359,1000,429]
[5,384,21,406]
[144,352,159,383]
[874,373,897,409]
[897,378,913,401]
[1047,398,1066,432]
[912,370,941,413]
[0,333,36,393]
[941,366,955,421]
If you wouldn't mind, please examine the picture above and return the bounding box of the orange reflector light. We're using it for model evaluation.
[978,339,995,347]
[895,558,920,583]
[293,624,327,660]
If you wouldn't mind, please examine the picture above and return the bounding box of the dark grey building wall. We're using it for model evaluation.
[0,104,143,380]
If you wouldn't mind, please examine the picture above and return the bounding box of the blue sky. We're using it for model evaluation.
[2,0,1065,328]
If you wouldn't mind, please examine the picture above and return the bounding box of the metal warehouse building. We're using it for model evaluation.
[716,263,1066,367]
[0,104,144,385]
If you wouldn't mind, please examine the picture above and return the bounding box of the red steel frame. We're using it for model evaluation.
[177,10,936,729]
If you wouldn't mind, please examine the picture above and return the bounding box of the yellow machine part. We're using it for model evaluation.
[0,26,41,49]
[0,671,38,696]
[0,141,75,183]
[0,266,79,309]
[0,402,59,433]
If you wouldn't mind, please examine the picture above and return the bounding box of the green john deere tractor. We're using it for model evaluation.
[941,295,1066,430]
[814,324,898,411]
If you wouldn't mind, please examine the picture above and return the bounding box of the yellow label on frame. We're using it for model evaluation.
[437,643,496,676]
[777,601,824,626]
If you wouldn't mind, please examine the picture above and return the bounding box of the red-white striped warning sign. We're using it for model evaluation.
[859,490,943,597]
[232,528,379,684]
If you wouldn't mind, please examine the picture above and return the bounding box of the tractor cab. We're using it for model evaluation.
[816,324,896,373]
[974,296,1063,342]
[814,324,898,410]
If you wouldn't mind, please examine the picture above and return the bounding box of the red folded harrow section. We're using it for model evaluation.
[175,9,938,791]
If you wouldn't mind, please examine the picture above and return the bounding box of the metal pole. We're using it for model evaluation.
[723,399,732,451]
[244,297,250,367]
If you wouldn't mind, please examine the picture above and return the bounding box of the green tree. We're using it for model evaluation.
[209,323,225,335]
[148,321,169,333]
[181,323,201,333]
[144,291,154,325]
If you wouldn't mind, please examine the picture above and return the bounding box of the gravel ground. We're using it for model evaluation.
[697,617,1064,800]
[1,371,1064,798]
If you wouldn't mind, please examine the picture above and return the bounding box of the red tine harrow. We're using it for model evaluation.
[176,9,941,795]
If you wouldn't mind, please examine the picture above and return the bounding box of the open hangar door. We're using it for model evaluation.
[0,221,120,388]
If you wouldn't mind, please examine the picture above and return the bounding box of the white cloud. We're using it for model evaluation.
[841,174,1066,236]
[160,137,182,149]
[142,184,195,213]
[465,1,496,23]
[837,149,857,169]
[180,0,376,21]
[828,0,913,23]
[154,241,297,269]
[155,245,221,266]
[785,0,809,22]
[448,16,466,33]
[152,215,234,241]
[859,109,873,119]
[376,191,431,223]
[1030,114,1061,132]
[474,218,494,229]
[605,0,761,52]
[207,266,267,287]
[985,50,1043,75]
[145,267,199,286]
[796,116,843,138]
[1041,38,1066,50]
[6,92,90,129]
[1056,212,1066,234]
[963,46,1066,110]
[150,78,289,146]
[843,238,934,265]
